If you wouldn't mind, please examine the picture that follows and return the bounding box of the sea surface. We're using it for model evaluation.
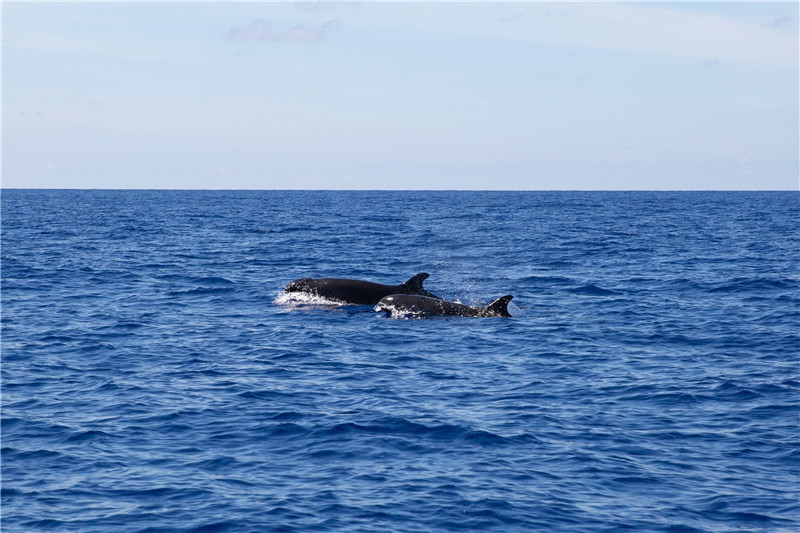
[2,190,799,533]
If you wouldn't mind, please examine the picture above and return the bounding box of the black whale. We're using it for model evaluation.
[378,294,513,318]
[285,272,439,305]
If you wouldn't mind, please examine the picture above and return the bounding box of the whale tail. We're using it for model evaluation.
[401,272,440,299]
[485,295,513,317]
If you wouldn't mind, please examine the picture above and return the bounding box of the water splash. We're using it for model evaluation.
[273,291,344,308]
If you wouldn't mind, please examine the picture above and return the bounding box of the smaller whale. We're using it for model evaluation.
[378,294,513,318]
[285,272,439,305]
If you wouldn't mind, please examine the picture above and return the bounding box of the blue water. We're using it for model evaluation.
[2,190,799,533]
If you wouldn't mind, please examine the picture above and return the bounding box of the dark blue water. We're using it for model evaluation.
[2,190,799,533]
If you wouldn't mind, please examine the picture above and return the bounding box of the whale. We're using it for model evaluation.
[284,272,439,305]
[378,294,513,318]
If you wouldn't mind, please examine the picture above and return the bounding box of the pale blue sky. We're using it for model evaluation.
[3,1,798,189]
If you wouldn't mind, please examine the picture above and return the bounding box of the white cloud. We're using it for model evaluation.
[225,19,341,43]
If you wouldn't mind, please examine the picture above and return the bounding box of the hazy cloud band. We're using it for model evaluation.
[226,19,341,43]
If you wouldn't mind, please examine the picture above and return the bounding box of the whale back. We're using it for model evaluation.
[379,294,513,318]
[285,272,438,305]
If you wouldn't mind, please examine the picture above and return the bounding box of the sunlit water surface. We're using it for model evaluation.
[2,190,798,532]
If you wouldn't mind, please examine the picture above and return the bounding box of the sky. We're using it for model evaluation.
[2,1,798,190]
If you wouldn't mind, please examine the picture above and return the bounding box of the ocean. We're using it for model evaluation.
[2,190,798,532]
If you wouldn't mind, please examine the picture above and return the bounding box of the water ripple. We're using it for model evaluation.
[2,190,798,533]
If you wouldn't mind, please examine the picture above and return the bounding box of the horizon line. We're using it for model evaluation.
[1,188,797,193]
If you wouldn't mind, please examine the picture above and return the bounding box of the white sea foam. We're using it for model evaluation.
[273,291,343,308]
[374,303,423,320]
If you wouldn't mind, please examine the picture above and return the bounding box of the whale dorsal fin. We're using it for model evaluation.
[486,295,513,317]
[401,272,429,291]
[400,272,440,299]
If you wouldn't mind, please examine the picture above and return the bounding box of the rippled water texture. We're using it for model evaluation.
[2,190,799,532]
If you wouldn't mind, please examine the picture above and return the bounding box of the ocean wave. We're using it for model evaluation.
[308,417,542,448]
[706,277,798,293]
[566,283,620,296]
[3,190,798,533]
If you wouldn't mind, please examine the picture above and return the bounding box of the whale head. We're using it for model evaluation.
[285,278,314,293]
